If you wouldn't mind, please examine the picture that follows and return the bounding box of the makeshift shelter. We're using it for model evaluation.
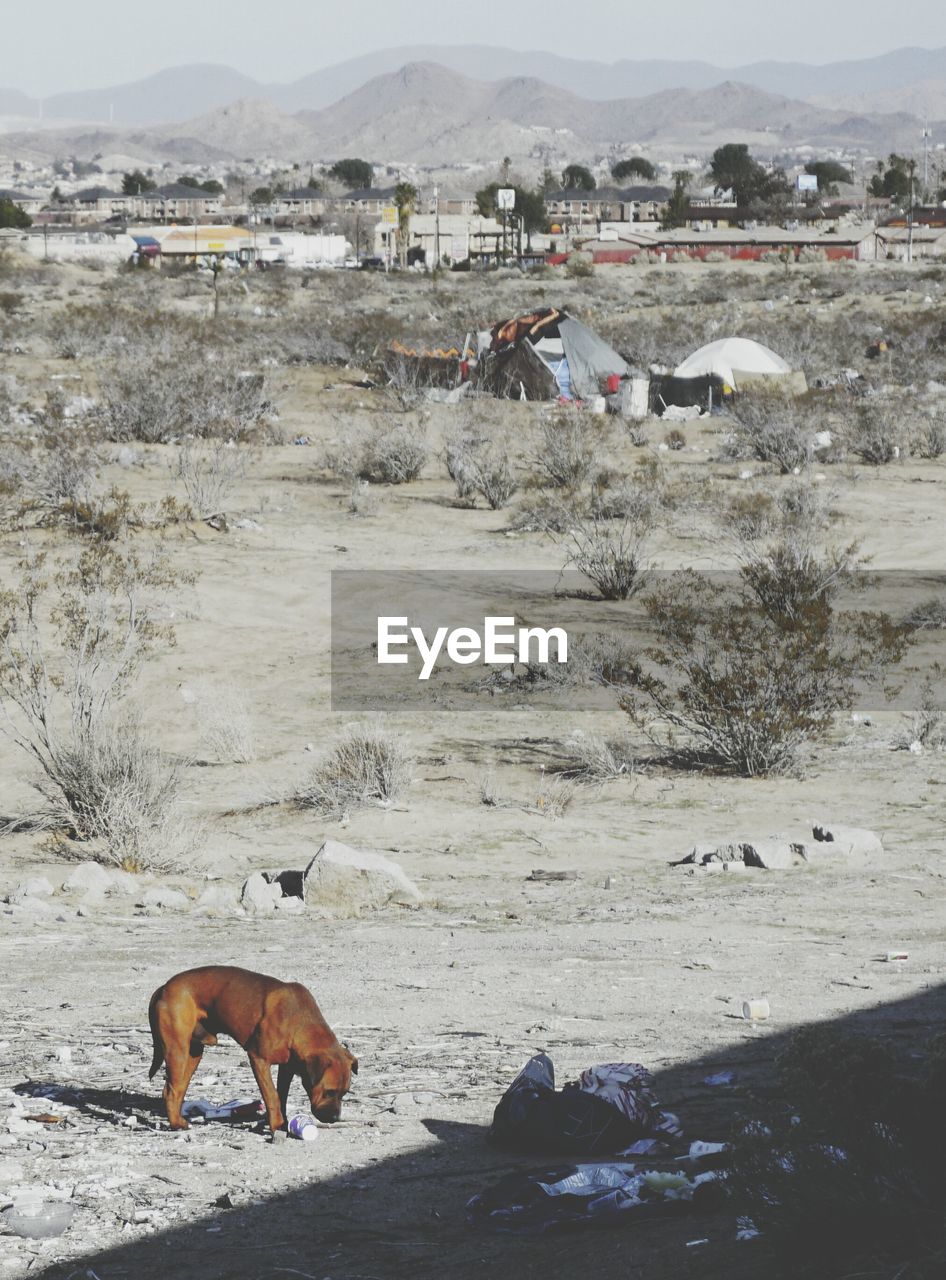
[673,338,804,393]
[478,307,635,401]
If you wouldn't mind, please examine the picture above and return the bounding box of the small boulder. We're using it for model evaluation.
[62,862,112,895]
[302,840,421,914]
[195,885,239,915]
[741,840,807,870]
[108,870,140,896]
[240,871,283,915]
[811,824,883,859]
[9,876,55,904]
[141,887,191,912]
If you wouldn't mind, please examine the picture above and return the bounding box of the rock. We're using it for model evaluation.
[0,1158,25,1183]
[140,887,191,912]
[240,872,283,915]
[108,870,140,896]
[811,824,883,859]
[76,889,107,917]
[741,840,807,870]
[195,885,239,914]
[274,895,305,914]
[302,840,421,914]
[9,876,55,904]
[63,862,112,894]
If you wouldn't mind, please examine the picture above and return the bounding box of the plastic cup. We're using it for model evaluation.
[742,999,770,1022]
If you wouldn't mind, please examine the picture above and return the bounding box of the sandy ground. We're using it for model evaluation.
[0,260,945,1279]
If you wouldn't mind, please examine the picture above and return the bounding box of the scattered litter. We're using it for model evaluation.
[489,1053,681,1156]
[467,1160,703,1233]
[288,1115,319,1141]
[742,999,770,1022]
[527,870,578,882]
[736,1216,761,1241]
[884,951,909,963]
[688,1140,727,1158]
[180,1097,264,1122]
[686,1238,710,1247]
[702,1071,735,1087]
[2,1197,74,1239]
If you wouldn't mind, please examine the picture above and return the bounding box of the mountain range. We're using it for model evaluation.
[0,54,942,169]
[5,44,946,126]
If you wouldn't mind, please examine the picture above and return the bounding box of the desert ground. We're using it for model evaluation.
[0,252,944,1279]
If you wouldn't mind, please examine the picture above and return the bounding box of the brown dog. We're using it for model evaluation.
[148,965,357,1134]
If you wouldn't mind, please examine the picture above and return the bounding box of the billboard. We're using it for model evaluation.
[797,174,819,193]
[496,187,516,210]
[381,205,399,224]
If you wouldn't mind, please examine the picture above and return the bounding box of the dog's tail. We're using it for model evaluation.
[148,988,166,1080]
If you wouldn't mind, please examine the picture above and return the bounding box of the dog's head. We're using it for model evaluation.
[301,1045,358,1123]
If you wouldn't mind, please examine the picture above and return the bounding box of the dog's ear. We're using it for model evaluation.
[346,1049,359,1075]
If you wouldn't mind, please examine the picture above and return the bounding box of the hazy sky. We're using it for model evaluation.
[5,0,946,95]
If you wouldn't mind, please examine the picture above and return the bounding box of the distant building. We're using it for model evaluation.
[0,189,44,217]
[544,186,669,225]
[276,187,328,219]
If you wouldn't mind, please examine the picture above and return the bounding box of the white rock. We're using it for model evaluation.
[141,887,191,912]
[195,885,239,914]
[9,876,55,903]
[811,824,883,859]
[240,872,283,915]
[302,840,421,914]
[63,862,112,894]
[741,840,806,871]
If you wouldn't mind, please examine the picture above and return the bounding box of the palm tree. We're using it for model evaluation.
[393,182,417,268]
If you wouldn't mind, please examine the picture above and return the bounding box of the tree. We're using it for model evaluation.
[475,183,548,239]
[709,143,788,208]
[329,158,373,190]
[175,176,224,194]
[538,167,558,196]
[662,170,691,230]
[804,160,853,198]
[869,154,914,206]
[249,186,275,208]
[562,164,596,191]
[0,198,30,229]
[393,182,418,267]
[612,156,657,183]
[122,169,156,196]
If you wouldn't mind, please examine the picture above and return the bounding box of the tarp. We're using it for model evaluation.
[482,308,634,401]
[559,317,631,399]
[674,337,791,390]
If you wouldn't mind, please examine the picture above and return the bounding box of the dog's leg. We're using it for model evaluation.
[248,1053,285,1133]
[163,1042,202,1130]
[276,1063,293,1123]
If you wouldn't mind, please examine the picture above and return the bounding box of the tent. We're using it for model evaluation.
[673,338,801,392]
[478,307,634,401]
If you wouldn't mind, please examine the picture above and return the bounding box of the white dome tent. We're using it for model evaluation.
[673,337,801,392]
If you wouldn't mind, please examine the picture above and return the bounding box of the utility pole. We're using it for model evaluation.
[923,121,932,191]
[433,185,440,267]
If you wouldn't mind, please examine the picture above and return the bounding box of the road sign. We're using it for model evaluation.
[497,187,516,210]
[381,205,399,224]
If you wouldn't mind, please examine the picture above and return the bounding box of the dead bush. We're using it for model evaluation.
[293,722,412,816]
[897,669,945,750]
[506,492,581,534]
[901,597,946,631]
[726,490,780,542]
[846,403,906,465]
[35,721,198,873]
[534,408,601,489]
[560,729,634,780]
[98,342,271,443]
[197,685,256,763]
[913,418,946,460]
[0,544,198,864]
[621,572,907,775]
[729,392,814,473]
[664,428,686,451]
[174,439,251,522]
[444,421,518,509]
[324,416,428,484]
[563,515,651,601]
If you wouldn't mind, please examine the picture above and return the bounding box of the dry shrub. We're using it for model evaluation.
[665,428,686,451]
[622,571,907,776]
[294,722,412,816]
[560,729,634,780]
[36,721,199,873]
[444,418,518,509]
[897,669,945,749]
[324,416,428,484]
[534,407,602,489]
[0,543,197,860]
[729,391,814,473]
[913,418,946,460]
[564,515,651,600]
[174,439,251,521]
[349,479,381,517]
[726,490,780,542]
[197,685,256,763]
[506,492,581,534]
[845,402,906,465]
[901,597,946,631]
[99,341,270,443]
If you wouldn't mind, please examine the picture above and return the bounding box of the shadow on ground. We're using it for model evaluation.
[23,982,946,1280]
